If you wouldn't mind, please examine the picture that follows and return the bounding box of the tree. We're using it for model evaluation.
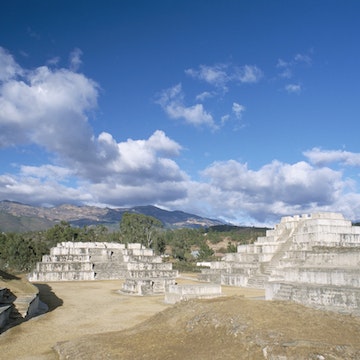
[0,233,44,272]
[198,242,214,261]
[119,213,163,248]
[45,221,77,247]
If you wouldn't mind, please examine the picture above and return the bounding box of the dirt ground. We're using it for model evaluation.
[1,276,360,359]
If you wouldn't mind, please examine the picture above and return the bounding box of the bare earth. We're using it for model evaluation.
[1,276,360,359]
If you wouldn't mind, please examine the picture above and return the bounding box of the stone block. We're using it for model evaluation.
[165,284,222,304]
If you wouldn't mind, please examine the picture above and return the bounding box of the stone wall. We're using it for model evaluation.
[165,284,222,304]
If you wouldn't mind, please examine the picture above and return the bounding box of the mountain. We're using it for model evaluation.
[0,200,224,233]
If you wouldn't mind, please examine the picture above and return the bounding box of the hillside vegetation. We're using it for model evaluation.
[0,213,267,274]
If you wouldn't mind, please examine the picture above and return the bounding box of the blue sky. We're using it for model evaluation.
[1,0,360,226]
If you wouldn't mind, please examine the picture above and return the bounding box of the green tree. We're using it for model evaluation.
[0,233,44,272]
[45,221,77,247]
[119,213,163,248]
[198,242,214,261]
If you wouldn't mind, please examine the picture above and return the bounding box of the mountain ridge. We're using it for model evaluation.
[0,200,224,232]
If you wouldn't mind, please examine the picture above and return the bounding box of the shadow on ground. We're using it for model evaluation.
[35,284,63,311]
[0,270,20,281]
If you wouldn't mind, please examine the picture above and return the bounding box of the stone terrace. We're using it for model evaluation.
[199,212,360,314]
[28,242,178,296]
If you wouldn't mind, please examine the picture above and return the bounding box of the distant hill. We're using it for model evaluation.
[0,200,224,233]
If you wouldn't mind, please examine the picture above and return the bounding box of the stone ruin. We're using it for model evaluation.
[29,242,178,296]
[165,283,222,304]
[199,212,360,315]
[0,282,45,332]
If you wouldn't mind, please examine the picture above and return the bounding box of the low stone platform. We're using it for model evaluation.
[164,283,222,304]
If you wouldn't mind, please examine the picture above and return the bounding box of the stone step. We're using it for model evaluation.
[29,271,95,282]
[127,270,178,278]
[42,254,91,262]
[273,283,293,301]
[246,274,268,288]
[36,262,94,272]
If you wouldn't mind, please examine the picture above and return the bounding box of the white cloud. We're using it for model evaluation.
[276,59,288,68]
[285,84,301,94]
[47,56,60,66]
[0,47,23,81]
[0,173,91,205]
[232,102,246,119]
[0,129,188,207]
[234,65,263,83]
[69,48,83,71]
[194,159,344,224]
[156,83,216,129]
[304,148,360,167]
[294,53,312,65]
[220,114,230,125]
[195,91,213,101]
[185,64,229,89]
[0,48,189,206]
[276,52,312,79]
[0,62,98,149]
[20,164,74,180]
[186,63,263,87]
[1,47,360,226]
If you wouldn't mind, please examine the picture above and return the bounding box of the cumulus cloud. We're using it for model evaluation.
[1,47,359,226]
[304,148,360,167]
[0,61,98,149]
[156,83,216,129]
[20,164,74,180]
[195,159,344,224]
[0,47,23,81]
[0,172,91,205]
[0,129,188,207]
[0,47,189,207]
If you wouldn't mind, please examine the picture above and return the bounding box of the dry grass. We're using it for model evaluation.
[1,277,360,360]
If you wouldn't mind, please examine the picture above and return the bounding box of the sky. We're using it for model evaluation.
[0,0,360,226]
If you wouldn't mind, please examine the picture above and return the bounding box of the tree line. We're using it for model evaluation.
[0,213,265,274]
